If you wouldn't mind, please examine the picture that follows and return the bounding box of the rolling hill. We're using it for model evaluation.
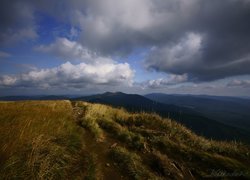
[0,100,249,179]
[74,92,250,143]
[145,93,250,132]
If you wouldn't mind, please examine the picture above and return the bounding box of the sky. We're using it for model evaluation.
[1,0,250,96]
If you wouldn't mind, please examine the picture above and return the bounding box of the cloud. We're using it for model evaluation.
[57,0,250,82]
[26,37,134,90]
[0,61,134,89]
[145,32,202,76]
[35,37,95,62]
[35,37,122,65]
[0,0,38,46]
[145,30,250,81]
[2,0,250,83]
[0,51,11,58]
[227,79,250,88]
[140,74,188,89]
[1,28,38,45]
[1,36,135,89]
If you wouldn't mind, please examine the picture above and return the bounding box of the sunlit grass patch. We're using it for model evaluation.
[0,100,85,179]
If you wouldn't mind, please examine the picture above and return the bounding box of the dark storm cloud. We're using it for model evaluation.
[0,0,38,45]
[64,0,250,82]
[144,0,250,81]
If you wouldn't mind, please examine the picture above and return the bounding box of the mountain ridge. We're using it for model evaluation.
[74,92,250,143]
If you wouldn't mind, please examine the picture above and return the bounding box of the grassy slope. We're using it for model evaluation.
[0,100,249,179]
[0,101,86,179]
[75,92,250,143]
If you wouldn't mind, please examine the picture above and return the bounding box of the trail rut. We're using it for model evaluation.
[71,102,124,180]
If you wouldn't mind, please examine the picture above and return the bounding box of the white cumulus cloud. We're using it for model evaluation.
[2,37,134,90]
[0,61,134,89]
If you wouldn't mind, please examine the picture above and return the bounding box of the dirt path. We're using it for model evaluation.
[71,102,123,180]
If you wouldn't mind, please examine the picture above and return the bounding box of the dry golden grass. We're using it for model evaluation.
[0,100,85,179]
[1,100,250,179]
[109,146,158,179]
[75,101,250,178]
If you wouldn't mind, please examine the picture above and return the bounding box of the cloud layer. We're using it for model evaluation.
[1,0,250,94]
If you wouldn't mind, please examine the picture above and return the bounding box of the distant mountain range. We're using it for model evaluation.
[1,92,250,143]
[145,93,250,132]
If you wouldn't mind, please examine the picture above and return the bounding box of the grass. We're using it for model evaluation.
[0,100,250,179]
[109,146,158,179]
[0,100,85,179]
[81,116,104,141]
[82,152,98,180]
[146,150,194,179]
[97,117,145,150]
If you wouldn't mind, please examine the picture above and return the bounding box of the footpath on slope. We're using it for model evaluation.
[71,101,124,180]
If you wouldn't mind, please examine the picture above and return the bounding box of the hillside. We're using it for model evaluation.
[75,92,250,143]
[0,100,250,179]
[145,93,250,132]
[2,93,250,143]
